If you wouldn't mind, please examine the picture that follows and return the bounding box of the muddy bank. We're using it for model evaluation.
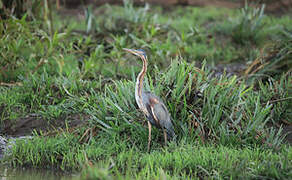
[2,114,87,136]
[0,114,88,159]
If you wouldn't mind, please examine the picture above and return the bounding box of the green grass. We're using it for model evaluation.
[1,1,292,179]
[2,61,290,145]
[3,61,291,177]
[7,133,292,179]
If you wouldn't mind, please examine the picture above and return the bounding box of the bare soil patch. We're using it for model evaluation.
[282,125,292,145]
[2,114,88,136]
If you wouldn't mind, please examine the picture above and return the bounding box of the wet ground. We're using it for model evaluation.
[0,166,75,180]
[0,1,291,177]
[0,64,291,146]
[1,114,86,136]
[0,114,87,161]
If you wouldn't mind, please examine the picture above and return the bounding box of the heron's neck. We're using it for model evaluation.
[135,57,147,109]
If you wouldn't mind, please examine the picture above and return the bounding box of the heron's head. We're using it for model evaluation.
[123,48,147,59]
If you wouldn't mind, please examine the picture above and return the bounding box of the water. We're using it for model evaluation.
[0,166,77,180]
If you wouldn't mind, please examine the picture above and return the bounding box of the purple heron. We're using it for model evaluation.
[123,48,175,152]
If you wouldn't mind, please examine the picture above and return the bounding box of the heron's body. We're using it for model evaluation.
[123,48,175,151]
[141,91,175,138]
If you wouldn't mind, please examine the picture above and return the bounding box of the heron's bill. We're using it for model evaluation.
[123,48,133,51]
[123,48,140,56]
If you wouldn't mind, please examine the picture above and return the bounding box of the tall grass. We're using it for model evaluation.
[5,61,290,167]
[1,2,291,178]
[231,3,266,45]
[7,133,292,179]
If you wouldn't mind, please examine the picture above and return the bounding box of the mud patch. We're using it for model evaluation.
[210,62,247,77]
[2,114,88,137]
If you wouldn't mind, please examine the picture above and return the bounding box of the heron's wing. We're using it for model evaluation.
[143,92,175,138]
[143,92,171,127]
[150,102,167,126]
[149,99,171,127]
[150,101,175,138]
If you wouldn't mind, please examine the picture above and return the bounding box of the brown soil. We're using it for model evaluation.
[2,114,88,136]
[210,63,247,77]
[282,125,292,145]
[2,113,291,144]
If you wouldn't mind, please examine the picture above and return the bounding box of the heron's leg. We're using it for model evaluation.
[147,121,152,152]
[163,129,167,146]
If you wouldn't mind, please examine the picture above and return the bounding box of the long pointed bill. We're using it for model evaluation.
[123,48,140,56]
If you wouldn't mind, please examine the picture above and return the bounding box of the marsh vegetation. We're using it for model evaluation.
[0,0,291,179]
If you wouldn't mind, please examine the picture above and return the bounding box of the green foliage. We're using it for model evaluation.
[122,0,151,24]
[1,3,291,83]
[7,134,292,179]
[231,3,266,45]
[0,17,73,82]
[2,61,290,149]
[0,0,42,20]
[245,30,292,82]
[1,2,291,178]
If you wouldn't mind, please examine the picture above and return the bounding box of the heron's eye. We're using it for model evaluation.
[137,49,146,55]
